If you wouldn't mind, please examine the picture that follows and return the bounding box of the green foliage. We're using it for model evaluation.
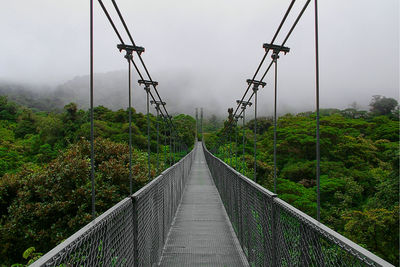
[14,109,37,138]
[0,138,150,265]
[343,206,399,264]
[22,247,43,265]
[0,147,23,177]
[0,96,18,121]
[0,97,195,265]
[172,114,196,148]
[369,95,398,116]
[203,114,222,132]
[206,99,399,265]
[246,116,273,135]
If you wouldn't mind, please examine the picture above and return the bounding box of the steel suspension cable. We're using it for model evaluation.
[253,89,258,182]
[212,0,313,189]
[156,107,160,172]
[128,55,133,194]
[146,87,151,181]
[233,0,296,116]
[235,120,239,169]
[100,0,191,163]
[314,0,321,222]
[110,0,175,129]
[273,55,278,194]
[242,109,246,173]
[169,125,172,166]
[90,0,95,219]
[164,117,167,166]
[99,0,179,141]
[231,0,312,125]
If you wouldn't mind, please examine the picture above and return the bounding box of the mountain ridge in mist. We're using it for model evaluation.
[0,70,383,118]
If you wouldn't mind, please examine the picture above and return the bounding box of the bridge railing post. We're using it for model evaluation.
[271,195,278,267]
[132,195,139,267]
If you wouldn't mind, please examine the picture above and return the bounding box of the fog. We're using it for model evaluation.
[0,0,398,117]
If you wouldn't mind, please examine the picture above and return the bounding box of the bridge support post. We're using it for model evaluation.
[138,79,159,181]
[229,126,232,166]
[271,195,278,267]
[128,57,133,194]
[151,101,165,173]
[132,196,139,267]
[172,132,174,164]
[253,87,258,183]
[246,79,266,183]
[261,193,277,266]
[163,117,167,167]
[234,116,241,170]
[237,100,252,175]
[169,125,172,166]
[242,108,246,173]
[118,44,144,194]
[273,53,278,194]
[145,86,151,180]
[156,107,159,172]
[90,0,95,218]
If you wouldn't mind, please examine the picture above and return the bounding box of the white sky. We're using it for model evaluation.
[0,0,398,115]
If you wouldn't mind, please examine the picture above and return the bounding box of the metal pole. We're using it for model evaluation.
[315,0,321,221]
[229,127,232,165]
[235,120,238,169]
[200,108,203,137]
[146,87,151,181]
[242,109,246,173]
[156,107,159,172]
[169,126,172,166]
[128,55,133,195]
[273,56,278,194]
[195,108,198,141]
[164,118,167,166]
[90,0,95,218]
[173,132,176,164]
[254,89,258,183]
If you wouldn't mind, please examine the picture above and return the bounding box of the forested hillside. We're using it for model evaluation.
[204,97,399,265]
[0,96,195,265]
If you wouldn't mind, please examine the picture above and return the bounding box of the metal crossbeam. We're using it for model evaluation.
[117,44,145,55]
[262,43,290,54]
[237,100,252,107]
[246,79,266,88]
[138,79,159,87]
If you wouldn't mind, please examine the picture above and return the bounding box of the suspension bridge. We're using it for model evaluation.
[30,0,393,266]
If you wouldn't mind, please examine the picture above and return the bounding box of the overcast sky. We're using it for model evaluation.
[0,0,398,116]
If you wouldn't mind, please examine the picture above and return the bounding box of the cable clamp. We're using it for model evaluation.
[246,79,266,92]
[117,44,145,62]
[138,80,158,92]
[263,43,290,54]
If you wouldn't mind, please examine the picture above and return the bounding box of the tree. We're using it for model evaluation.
[0,138,150,265]
[343,207,399,265]
[208,114,219,131]
[369,95,398,115]
[14,109,37,138]
[246,116,273,134]
[0,96,18,121]
[63,102,78,122]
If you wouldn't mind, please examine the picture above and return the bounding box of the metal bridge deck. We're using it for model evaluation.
[159,143,248,266]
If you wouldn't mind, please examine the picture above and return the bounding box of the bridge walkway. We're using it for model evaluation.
[159,142,248,266]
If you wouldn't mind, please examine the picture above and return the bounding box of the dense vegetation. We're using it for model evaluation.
[0,96,195,266]
[204,96,399,265]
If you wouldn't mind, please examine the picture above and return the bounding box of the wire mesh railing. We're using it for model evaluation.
[31,146,196,267]
[202,142,393,267]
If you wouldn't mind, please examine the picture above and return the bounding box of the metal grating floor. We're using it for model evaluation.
[159,143,249,266]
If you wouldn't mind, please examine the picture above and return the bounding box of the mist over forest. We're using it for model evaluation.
[1,70,396,120]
